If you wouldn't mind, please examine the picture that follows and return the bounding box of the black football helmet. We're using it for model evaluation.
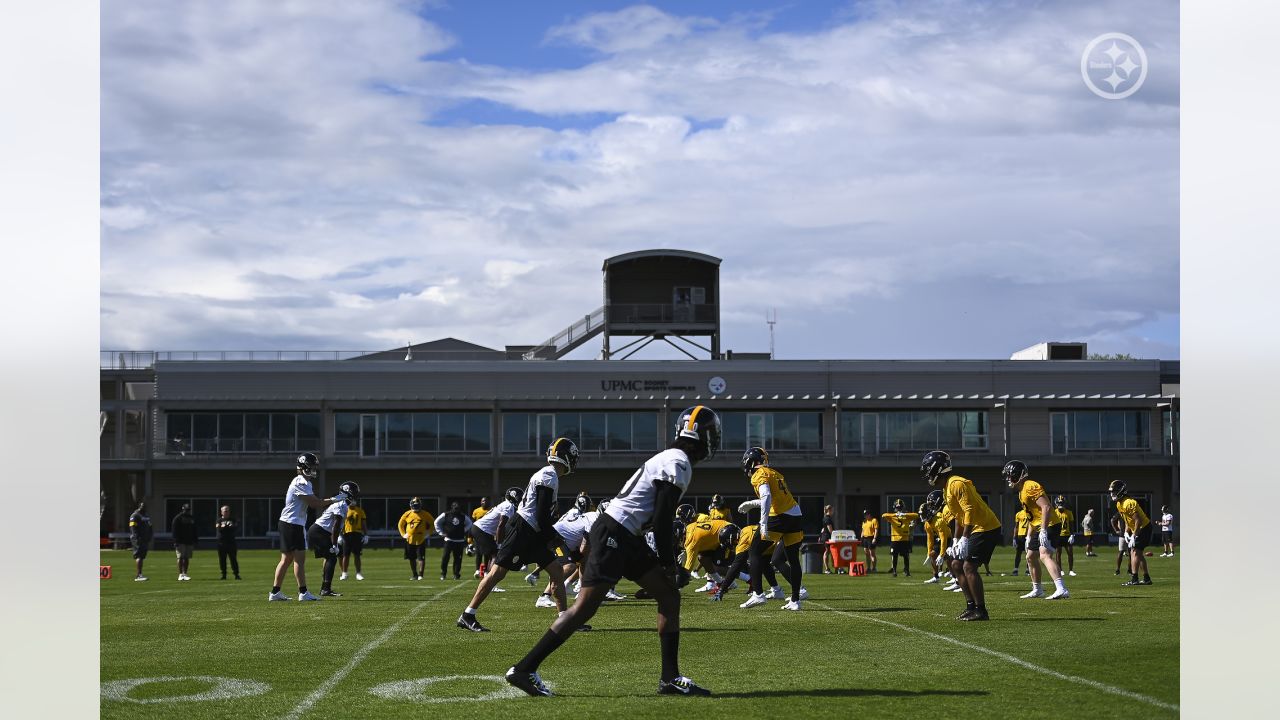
[547,437,580,474]
[597,496,612,514]
[741,447,769,477]
[505,486,523,505]
[338,480,361,500]
[920,450,952,487]
[710,493,726,510]
[1109,479,1127,501]
[892,498,905,512]
[719,523,741,550]
[296,452,319,478]
[1054,494,1067,509]
[918,502,933,521]
[575,491,592,513]
[674,405,722,461]
[409,497,422,511]
[1002,460,1029,488]
[675,503,696,525]
[925,489,944,514]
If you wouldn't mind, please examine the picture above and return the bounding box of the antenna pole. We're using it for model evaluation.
[766,309,777,359]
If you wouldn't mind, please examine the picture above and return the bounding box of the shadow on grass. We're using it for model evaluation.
[588,627,751,633]
[1079,595,1153,600]
[1011,617,1108,622]
[705,688,990,700]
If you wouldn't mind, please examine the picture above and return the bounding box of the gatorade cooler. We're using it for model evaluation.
[828,530,860,573]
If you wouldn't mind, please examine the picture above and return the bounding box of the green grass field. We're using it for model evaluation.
[100,546,1179,719]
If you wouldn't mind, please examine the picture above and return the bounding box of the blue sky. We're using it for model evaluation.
[101,0,1179,359]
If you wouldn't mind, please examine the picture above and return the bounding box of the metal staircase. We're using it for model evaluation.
[522,307,606,360]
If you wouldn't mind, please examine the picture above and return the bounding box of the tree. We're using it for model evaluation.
[1088,352,1138,360]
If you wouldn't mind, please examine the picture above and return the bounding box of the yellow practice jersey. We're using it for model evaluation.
[1116,498,1150,532]
[1014,510,1030,536]
[471,506,488,522]
[735,523,775,555]
[344,506,367,534]
[924,518,942,553]
[751,467,798,517]
[1057,508,1075,536]
[398,509,434,544]
[861,517,879,538]
[944,475,1001,533]
[709,506,735,524]
[695,512,714,524]
[880,512,920,541]
[934,508,954,546]
[1018,479,1052,527]
[682,519,730,569]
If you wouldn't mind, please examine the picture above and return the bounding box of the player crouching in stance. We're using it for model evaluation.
[505,406,721,698]
[458,438,580,632]
[1111,480,1153,586]
[678,505,733,593]
[270,453,351,602]
[306,481,360,598]
[1003,461,1069,600]
[919,493,945,584]
[740,447,806,611]
[922,450,1001,621]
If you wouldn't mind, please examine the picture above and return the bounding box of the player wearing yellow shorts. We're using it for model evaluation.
[740,447,806,610]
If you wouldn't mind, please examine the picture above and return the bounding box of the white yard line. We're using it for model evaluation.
[808,601,1178,712]
[282,583,467,719]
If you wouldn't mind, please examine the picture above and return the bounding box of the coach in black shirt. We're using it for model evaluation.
[215,505,241,580]
[171,504,198,581]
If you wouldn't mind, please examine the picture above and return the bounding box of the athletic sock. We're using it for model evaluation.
[515,628,569,673]
[1143,574,1151,582]
[1032,582,1042,592]
[298,585,307,594]
[271,585,281,594]
[1053,578,1065,591]
[1130,573,1139,583]
[965,600,976,611]
[659,631,680,682]
[464,606,476,615]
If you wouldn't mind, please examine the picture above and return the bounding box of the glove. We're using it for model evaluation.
[738,499,761,514]
[953,536,971,560]
[1038,529,1051,548]
[665,564,692,589]
[329,544,339,555]
[332,491,350,503]
[464,544,474,555]
[1124,533,1134,547]
[935,555,945,569]
[337,535,345,546]
[362,535,369,546]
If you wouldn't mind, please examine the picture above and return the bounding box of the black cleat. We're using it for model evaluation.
[658,676,712,696]
[320,589,342,597]
[957,608,977,620]
[506,667,552,697]
[1140,577,1153,585]
[1114,569,1121,576]
[960,609,990,621]
[457,613,490,632]
[1121,580,1140,586]
[633,588,653,600]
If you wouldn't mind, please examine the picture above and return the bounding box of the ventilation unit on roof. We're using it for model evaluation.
[1010,342,1087,360]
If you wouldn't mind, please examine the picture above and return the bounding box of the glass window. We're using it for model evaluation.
[606,412,632,451]
[193,414,217,452]
[798,413,822,450]
[101,380,119,400]
[961,411,988,449]
[1051,413,1068,454]
[580,413,607,451]
[1102,411,1126,449]
[218,414,244,452]
[746,413,767,448]
[192,498,218,538]
[1127,411,1149,449]
[632,412,658,451]
[364,499,388,533]
[411,413,437,452]
[271,414,297,453]
[334,413,359,454]
[502,413,531,453]
[841,412,862,452]
[246,413,271,452]
[881,413,912,452]
[721,412,746,451]
[1072,411,1101,450]
[167,413,192,453]
[555,413,580,446]
[297,413,320,452]
[243,498,270,537]
[439,413,465,451]
[914,412,942,448]
[772,412,799,450]
[466,413,491,452]
[385,413,412,453]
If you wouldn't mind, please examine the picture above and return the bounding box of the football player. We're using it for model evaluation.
[1003,461,1069,600]
[471,490,519,581]
[707,494,735,524]
[923,450,1002,620]
[505,406,721,698]
[398,498,435,581]
[1158,505,1175,557]
[1110,480,1153,586]
[468,496,489,575]
[741,447,806,610]
[920,495,943,584]
[1054,495,1077,577]
[270,453,351,602]
[859,510,879,573]
[881,499,920,578]
[128,501,153,581]
[709,521,794,602]
[458,439,580,633]
[306,481,360,597]
[435,502,474,580]
[1011,506,1029,576]
[339,497,368,581]
[681,511,732,591]
[1081,508,1098,557]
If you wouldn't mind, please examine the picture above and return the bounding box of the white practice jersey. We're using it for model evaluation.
[605,448,692,535]
[315,499,349,533]
[475,499,517,536]
[554,510,598,551]
[280,475,315,526]
[516,466,560,531]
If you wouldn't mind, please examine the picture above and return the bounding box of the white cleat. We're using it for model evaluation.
[570,580,581,594]
[605,589,627,601]
[535,594,557,608]
[923,577,939,584]
[524,572,540,586]
[134,575,148,582]
[356,573,364,581]
[492,586,505,593]
[694,581,717,593]
[781,599,802,611]
[689,571,700,580]
[798,586,809,600]
[474,569,483,579]
[765,586,785,600]
[740,592,767,609]
[950,586,964,592]
[1021,588,1046,599]
[268,591,291,601]
[1046,588,1071,600]
[942,582,958,591]
[298,591,320,601]
[1068,571,1077,576]
[339,572,348,581]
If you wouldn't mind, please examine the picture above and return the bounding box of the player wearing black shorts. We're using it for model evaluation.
[922,450,1002,621]
[270,453,351,602]
[505,406,722,698]
[306,481,359,598]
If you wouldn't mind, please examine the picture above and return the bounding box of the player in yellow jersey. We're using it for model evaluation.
[1110,480,1152,586]
[469,496,490,578]
[923,450,1001,621]
[1003,461,1069,600]
[740,447,806,610]
[709,522,791,602]
[678,506,732,592]
[919,494,945,584]
[339,498,368,581]
[1054,495,1078,577]
[707,494,735,524]
[881,499,921,577]
[1011,507,1029,577]
[860,510,879,573]
[398,497,435,581]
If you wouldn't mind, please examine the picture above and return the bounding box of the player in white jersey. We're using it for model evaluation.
[306,481,359,597]
[533,496,601,608]
[457,439,580,632]
[505,406,722,699]
[270,453,352,602]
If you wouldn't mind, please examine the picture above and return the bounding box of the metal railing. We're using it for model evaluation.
[101,350,384,369]
[523,306,606,360]
[607,303,717,325]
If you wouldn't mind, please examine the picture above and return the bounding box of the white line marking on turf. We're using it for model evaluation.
[809,601,1178,712]
[282,583,467,720]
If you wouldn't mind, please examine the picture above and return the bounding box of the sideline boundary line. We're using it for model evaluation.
[282,582,467,719]
[809,601,1178,712]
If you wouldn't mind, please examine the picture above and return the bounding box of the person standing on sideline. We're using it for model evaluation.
[307,481,359,597]
[1159,506,1175,557]
[128,501,153,581]
[819,506,835,574]
[923,450,1002,621]
[339,498,368,581]
[859,510,879,573]
[1110,480,1153,586]
[170,504,197,581]
[436,502,473,580]
[470,497,490,576]
[1082,508,1098,557]
[398,497,435,580]
[504,406,722,698]
[1003,461,1070,600]
[270,453,351,602]
[214,505,241,580]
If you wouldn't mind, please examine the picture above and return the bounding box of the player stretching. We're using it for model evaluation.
[505,406,722,698]
[457,439,579,632]
[740,447,806,611]
[922,450,1001,621]
[1003,461,1069,600]
[881,499,920,578]
[1110,480,1153,586]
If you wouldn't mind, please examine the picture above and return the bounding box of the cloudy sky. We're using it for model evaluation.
[101,0,1179,360]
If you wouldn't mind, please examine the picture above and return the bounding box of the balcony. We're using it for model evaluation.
[606,303,717,325]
